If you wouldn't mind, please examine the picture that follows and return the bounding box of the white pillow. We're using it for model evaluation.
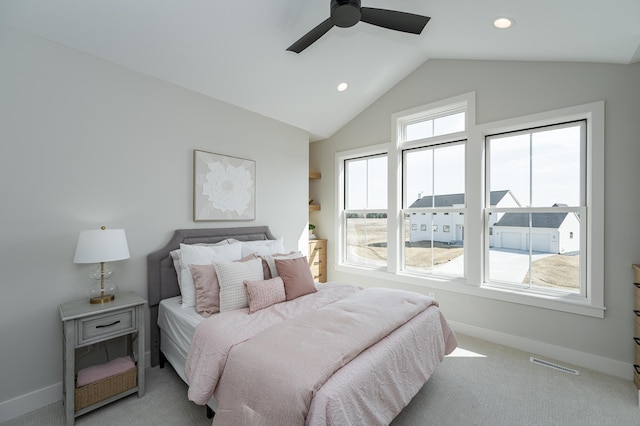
[262,251,305,278]
[240,237,285,257]
[178,242,242,307]
[215,258,264,312]
[169,239,235,286]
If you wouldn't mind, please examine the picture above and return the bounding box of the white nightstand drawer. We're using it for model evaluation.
[77,308,136,346]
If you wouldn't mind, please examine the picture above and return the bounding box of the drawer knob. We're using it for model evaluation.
[635,310,640,317]
[96,320,121,329]
[635,337,640,346]
[635,364,640,375]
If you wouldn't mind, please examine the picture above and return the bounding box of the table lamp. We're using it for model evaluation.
[73,226,130,304]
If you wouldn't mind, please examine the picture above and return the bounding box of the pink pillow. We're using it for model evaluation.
[258,257,273,280]
[189,263,220,317]
[274,256,317,301]
[189,254,257,317]
[244,276,286,314]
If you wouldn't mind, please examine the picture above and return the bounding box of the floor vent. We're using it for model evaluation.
[530,357,580,375]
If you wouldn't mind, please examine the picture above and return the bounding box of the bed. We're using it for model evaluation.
[147,226,457,425]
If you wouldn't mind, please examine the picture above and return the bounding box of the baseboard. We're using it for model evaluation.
[0,350,152,423]
[0,382,61,423]
[449,320,631,380]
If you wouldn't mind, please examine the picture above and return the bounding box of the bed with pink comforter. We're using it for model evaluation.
[185,283,457,425]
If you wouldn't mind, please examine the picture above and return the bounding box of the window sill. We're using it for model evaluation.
[334,264,605,318]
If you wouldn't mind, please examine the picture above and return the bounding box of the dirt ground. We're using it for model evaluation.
[526,254,580,289]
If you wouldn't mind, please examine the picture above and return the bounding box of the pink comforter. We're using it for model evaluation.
[213,288,439,425]
[185,283,360,404]
[185,283,457,425]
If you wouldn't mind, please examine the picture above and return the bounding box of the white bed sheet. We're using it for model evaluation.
[157,296,218,410]
[157,296,205,359]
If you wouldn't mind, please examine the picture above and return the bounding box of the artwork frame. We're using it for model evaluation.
[193,150,256,221]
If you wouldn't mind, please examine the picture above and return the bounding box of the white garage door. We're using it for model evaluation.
[501,232,521,250]
[531,234,550,253]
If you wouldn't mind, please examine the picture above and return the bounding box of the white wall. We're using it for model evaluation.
[0,24,309,419]
[310,59,640,375]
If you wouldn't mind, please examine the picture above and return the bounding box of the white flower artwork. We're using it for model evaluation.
[193,150,255,221]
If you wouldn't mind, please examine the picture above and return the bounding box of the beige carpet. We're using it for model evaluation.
[4,334,640,425]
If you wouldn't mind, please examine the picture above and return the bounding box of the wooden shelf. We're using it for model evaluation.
[309,171,321,211]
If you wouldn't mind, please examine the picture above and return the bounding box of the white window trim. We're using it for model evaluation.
[335,96,604,318]
[475,101,605,317]
[390,92,475,276]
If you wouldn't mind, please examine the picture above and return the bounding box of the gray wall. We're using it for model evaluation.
[310,59,640,372]
[0,24,309,413]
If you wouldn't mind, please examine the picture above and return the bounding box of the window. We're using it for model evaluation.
[402,140,466,277]
[486,121,585,296]
[336,95,603,317]
[405,112,465,142]
[342,153,388,268]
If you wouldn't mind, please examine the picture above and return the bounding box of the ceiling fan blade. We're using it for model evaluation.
[360,7,430,34]
[287,18,335,53]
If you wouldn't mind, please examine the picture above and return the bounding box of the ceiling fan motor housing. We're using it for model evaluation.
[287,0,430,53]
[331,0,362,27]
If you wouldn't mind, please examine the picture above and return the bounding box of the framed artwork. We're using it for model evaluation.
[193,150,256,221]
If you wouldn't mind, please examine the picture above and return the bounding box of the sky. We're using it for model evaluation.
[489,125,581,207]
[347,121,582,210]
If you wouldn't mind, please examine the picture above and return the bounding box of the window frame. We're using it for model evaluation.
[336,144,389,270]
[484,120,587,298]
[400,138,467,278]
[476,102,604,317]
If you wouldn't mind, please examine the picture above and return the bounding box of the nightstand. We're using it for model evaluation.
[59,291,146,425]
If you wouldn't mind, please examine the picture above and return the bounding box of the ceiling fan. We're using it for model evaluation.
[287,0,430,54]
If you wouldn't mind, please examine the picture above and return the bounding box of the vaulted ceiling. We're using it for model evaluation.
[2,1,639,141]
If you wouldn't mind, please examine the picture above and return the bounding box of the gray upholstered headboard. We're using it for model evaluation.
[147,226,276,367]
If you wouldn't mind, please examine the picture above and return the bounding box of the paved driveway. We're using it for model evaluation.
[435,248,554,282]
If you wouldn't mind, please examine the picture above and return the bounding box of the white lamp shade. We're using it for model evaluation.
[73,228,130,264]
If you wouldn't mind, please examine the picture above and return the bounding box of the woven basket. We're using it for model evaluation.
[75,367,137,411]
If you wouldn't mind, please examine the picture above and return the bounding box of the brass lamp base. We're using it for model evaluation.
[90,294,115,304]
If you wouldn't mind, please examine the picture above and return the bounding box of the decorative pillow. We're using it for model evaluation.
[188,264,219,317]
[262,251,304,278]
[244,276,286,314]
[178,242,243,307]
[275,256,317,301]
[215,258,264,312]
[240,237,285,258]
[189,254,257,317]
[259,257,273,281]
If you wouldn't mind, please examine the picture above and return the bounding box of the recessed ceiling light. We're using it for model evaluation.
[493,17,514,29]
[337,82,348,92]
